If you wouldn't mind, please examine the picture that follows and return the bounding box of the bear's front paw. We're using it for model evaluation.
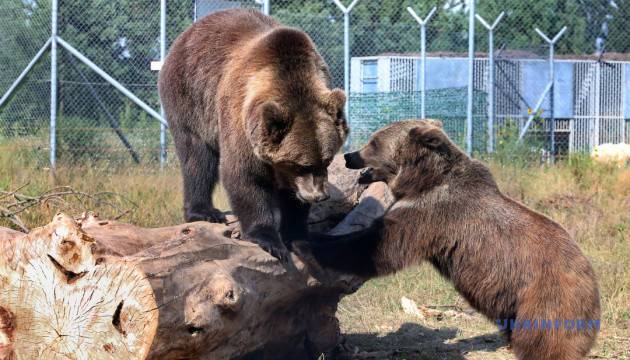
[292,240,335,281]
[186,208,227,224]
[254,238,291,264]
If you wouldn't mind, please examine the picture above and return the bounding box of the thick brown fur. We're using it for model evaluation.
[299,120,600,359]
[159,9,348,261]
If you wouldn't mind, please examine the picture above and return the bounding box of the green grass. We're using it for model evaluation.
[1,145,628,359]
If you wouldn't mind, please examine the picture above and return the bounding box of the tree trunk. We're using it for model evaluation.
[0,158,393,360]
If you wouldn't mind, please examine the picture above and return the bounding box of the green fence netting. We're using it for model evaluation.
[348,88,488,151]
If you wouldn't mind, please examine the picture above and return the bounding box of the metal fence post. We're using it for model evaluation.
[476,12,505,153]
[518,82,552,142]
[263,0,270,15]
[344,11,349,111]
[50,0,58,170]
[255,0,270,15]
[333,0,359,143]
[160,0,167,169]
[466,0,475,155]
[535,26,567,162]
[407,6,437,120]
[0,39,51,109]
[57,38,167,125]
[593,61,601,151]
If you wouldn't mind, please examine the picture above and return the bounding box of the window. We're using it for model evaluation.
[361,60,378,93]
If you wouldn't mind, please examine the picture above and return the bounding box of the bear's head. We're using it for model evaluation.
[244,27,348,203]
[247,87,348,204]
[343,119,465,195]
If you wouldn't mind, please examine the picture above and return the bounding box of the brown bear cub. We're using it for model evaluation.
[159,9,348,261]
[300,120,600,359]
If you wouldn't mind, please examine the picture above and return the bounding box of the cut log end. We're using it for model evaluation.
[0,214,158,360]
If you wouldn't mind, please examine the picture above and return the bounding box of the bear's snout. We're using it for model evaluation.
[294,174,330,203]
[296,188,329,203]
[344,152,365,169]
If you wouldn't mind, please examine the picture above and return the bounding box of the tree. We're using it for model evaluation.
[595,0,630,54]
[0,0,52,138]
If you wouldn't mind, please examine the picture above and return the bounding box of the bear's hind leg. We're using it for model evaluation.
[173,129,225,223]
[511,325,593,360]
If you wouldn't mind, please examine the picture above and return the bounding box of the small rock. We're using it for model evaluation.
[401,297,425,319]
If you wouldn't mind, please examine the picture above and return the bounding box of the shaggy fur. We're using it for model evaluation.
[159,9,347,261]
[299,120,600,359]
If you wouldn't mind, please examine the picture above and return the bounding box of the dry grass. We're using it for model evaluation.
[1,149,628,359]
[0,151,229,229]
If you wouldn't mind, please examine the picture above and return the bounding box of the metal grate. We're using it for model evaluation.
[494,60,523,124]
[599,63,625,145]
[572,61,625,152]
[389,57,416,92]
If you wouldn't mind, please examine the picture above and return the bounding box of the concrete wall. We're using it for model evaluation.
[521,60,574,118]
[423,58,469,90]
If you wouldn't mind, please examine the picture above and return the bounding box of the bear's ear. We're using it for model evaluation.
[326,89,346,117]
[425,119,443,128]
[409,126,443,149]
[260,101,292,145]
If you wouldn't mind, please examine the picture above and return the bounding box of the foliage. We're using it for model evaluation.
[489,118,546,166]
[54,116,104,162]
[475,0,589,54]
[0,0,191,143]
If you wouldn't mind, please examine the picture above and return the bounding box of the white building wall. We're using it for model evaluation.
[350,58,362,93]
[377,58,390,93]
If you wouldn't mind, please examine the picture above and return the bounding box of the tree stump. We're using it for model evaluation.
[0,157,393,360]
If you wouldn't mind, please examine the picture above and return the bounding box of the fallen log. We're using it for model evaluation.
[0,157,393,360]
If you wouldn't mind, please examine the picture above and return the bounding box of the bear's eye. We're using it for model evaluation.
[370,140,379,150]
[337,109,345,121]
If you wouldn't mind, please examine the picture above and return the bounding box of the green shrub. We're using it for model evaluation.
[489,118,545,167]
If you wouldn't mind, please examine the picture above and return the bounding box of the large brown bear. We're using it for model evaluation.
[158,9,348,261]
[299,120,600,360]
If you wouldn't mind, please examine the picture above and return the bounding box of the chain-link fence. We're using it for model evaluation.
[1,0,629,168]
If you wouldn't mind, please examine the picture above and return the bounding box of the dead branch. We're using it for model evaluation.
[0,185,137,232]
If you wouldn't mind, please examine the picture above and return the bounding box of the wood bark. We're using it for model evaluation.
[0,157,393,360]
